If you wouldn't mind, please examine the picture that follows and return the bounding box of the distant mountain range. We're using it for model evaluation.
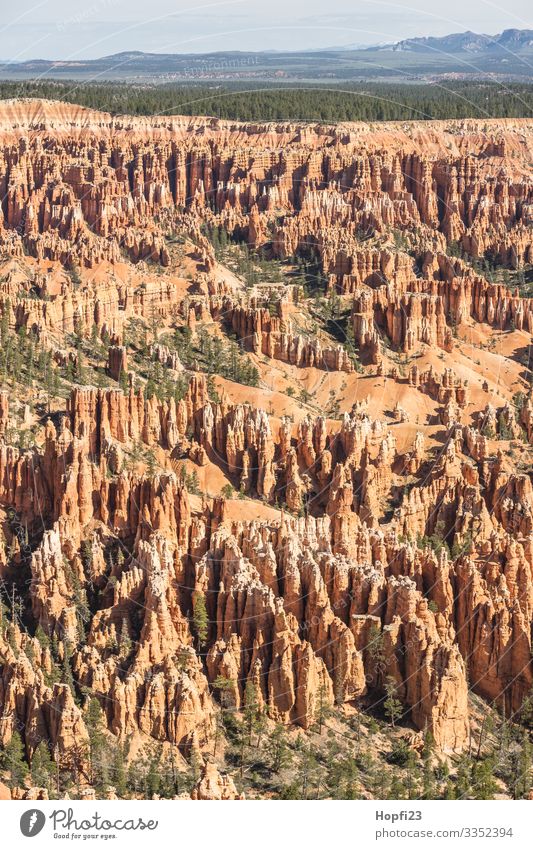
[383,28,533,54]
[2,28,533,83]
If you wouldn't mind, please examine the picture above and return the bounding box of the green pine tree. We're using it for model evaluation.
[1,731,29,787]
[30,741,55,792]
[85,697,109,792]
[192,590,209,650]
[314,682,333,734]
[384,677,403,727]
[266,723,292,774]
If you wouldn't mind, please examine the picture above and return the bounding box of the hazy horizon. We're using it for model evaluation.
[3,0,532,61]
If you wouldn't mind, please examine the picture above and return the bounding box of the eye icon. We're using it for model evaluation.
[20,810,46,837]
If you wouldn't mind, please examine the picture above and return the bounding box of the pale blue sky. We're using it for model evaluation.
[3,0,532,60]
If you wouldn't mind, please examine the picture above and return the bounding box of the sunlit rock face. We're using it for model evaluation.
[1,102,533,792]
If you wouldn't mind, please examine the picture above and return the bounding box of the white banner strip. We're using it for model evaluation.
[2,799,531,848]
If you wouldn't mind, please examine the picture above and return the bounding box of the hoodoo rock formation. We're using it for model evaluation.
[0,101,532,798]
